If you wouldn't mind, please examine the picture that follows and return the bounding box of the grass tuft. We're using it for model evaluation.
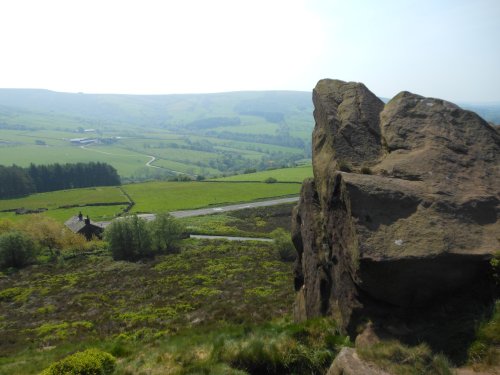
[358,340,453,375]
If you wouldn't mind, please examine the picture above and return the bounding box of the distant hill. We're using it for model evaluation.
[0,88,497,129]
[0,89,314,129]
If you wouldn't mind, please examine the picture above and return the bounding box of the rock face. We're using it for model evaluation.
[293,79,500,350]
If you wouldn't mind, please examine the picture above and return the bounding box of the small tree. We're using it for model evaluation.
[149,213,185,253]
[271,228,296,262]
[21,216,74,255]
[0,231,36,269]
[105,215,152,261]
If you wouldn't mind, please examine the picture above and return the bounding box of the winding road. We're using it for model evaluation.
[80,145,193,176]
[145,155,160,169]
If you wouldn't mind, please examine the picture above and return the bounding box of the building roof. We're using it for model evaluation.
[64,216,105,233]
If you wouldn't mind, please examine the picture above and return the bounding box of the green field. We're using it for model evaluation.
[0,180,300,223]
[214,164,313,183]
[0,186,129,222]
[0,187,126,211]
[44,205,128,223]
[0,143,152,177]
[124,181,300,213]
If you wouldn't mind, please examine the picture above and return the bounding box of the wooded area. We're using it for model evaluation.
[0,162,120,198]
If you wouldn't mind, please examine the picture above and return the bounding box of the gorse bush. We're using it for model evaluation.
[0,231,36,269]
[40,348,116,375]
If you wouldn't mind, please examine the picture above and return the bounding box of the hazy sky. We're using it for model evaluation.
[0,0,499,102]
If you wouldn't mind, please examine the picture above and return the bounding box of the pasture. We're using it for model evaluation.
[124,181,301,213]
[0,186,129,222]
[0,186,127,212]
[0,180,300,223]
[214,164,313,183]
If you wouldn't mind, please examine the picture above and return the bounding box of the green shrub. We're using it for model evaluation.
[109,341,132,358]
[0,231,36,269]
[271,228,296,262]
[149,212,185,253]
[40,348,116,375]
[264,177,278,184]
[105,215,152,261]
[105,213,186,260]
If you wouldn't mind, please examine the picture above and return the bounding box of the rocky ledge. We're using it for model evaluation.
[292,79,499,359]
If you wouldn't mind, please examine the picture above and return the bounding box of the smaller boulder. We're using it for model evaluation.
[327,347,392,375]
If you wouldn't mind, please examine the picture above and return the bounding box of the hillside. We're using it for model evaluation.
[0,90,313,180]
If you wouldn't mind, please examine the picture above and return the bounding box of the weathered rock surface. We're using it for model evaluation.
[293,79,499,357]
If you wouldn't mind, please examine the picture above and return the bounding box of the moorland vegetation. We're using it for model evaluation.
[0,205,350,374]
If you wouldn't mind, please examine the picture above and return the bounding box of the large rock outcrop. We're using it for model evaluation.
[293,79,499,356]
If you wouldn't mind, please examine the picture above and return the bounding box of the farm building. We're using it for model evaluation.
[65,213,105,240]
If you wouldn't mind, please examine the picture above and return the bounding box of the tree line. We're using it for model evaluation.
[0,162,120,199]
